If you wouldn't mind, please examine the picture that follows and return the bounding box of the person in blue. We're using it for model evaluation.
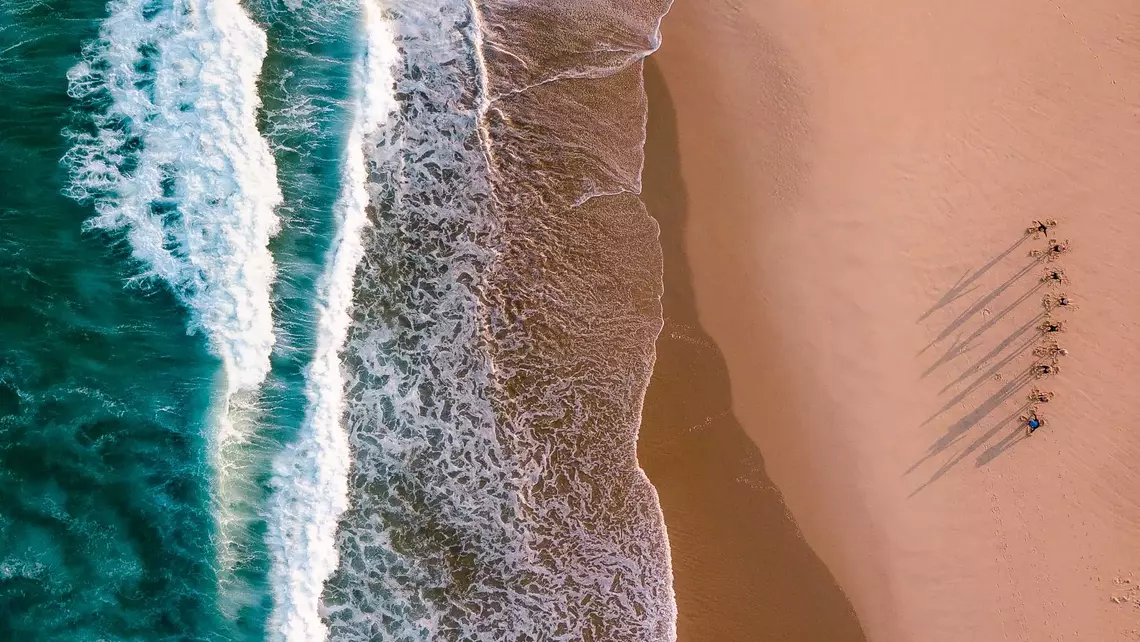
[1021,409,1045,436]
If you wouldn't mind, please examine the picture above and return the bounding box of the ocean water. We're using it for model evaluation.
[0,0,675,640]
[0,0,230,638]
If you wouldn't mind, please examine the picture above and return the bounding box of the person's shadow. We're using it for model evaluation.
[637,57,866,642]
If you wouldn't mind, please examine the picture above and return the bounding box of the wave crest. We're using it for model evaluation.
[265,1,399,640]
[64,0,282,397]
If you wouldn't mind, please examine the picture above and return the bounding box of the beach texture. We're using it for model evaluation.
[639,53,866,642]
[4,0,1140,639]
[642,0,1140,640]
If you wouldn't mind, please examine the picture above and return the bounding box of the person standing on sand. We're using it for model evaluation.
[1043,293,1077,311]
[1042,268,1069,286]
[1027,218,1059,238]
[1022,409,1046,435]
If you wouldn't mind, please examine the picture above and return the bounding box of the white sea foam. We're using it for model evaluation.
[64,0,283,618]
[318,2,677,639]
[265,2,398,640]
[64,0,282,402]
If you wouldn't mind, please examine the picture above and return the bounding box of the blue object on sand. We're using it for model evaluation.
[1028,418,1041,430]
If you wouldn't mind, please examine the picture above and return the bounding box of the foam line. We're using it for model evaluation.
[64,0,284,617]
[265,2,398,640]
[65,0,282,401]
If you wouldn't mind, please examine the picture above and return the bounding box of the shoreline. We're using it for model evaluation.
[638,50,866,642]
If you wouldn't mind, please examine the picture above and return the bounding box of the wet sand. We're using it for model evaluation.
[638,58,866,641]
[641,0,1140,640]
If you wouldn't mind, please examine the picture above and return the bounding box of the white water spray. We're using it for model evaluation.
[265,2,398,639]
[65,0,284,616]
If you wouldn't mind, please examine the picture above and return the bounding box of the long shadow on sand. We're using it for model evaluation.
[927,312,1043,417]
[909,386,1032,496]
[919,258,1040,356]
[910,239,1048,492]
[921,282,1044,379]
[908,369,1033,490]
[637,58,866,642]
[975,419,1032,466]
[917,234,1030,323]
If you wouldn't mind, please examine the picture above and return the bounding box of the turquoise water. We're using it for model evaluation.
[0,1,227,639]
[0,1,356,639]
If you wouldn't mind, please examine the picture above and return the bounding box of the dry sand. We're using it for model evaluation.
[640,1,1140,640]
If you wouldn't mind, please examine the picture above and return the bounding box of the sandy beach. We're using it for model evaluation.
[638,56,865,641]
[640,1,1140,640]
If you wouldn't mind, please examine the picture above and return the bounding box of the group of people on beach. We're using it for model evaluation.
[1022,219,1073,436]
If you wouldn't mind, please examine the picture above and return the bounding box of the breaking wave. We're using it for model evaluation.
[265,2,398,640]
[64,0,281,398]
[63,0,677,639]
[63,0,282,622]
